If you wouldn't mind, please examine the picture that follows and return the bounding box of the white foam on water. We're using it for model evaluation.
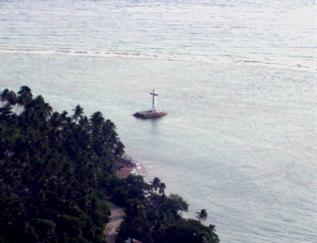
[0,46,315,72]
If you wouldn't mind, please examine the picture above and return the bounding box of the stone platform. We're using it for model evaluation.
[133,110,167,119]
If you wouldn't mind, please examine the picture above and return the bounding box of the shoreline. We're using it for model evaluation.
[105,156,140,242]
[105,156,136,242]
[115,156,137,179]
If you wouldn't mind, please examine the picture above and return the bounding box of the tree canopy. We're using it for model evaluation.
[0,87,219,243]
[0,86,123,242]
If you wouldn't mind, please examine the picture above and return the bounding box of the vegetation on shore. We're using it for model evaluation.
[0,86,219,243]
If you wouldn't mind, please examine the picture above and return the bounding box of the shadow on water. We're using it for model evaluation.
[133,115,163,135]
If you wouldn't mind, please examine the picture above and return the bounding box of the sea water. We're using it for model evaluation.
[0,0,316,242]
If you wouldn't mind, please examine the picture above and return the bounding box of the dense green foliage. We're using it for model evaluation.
[0,87,219,243]
[0,86,123,243]
[114,176,219,243]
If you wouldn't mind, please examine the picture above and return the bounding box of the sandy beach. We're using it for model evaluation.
[115,156,136,179]
[105,157,136,243]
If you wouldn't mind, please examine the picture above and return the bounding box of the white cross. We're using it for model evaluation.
[150,89,158,111]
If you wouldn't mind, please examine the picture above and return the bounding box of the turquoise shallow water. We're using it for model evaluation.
[0,0,316,242]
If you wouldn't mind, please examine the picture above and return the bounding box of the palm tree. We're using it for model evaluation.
[7,90,18,106]
[151,177,161,192]
[0,89,10,105]
[1,89,17,106]
[209,224,215,231]
[32,95,53,120]
[0,104,13,120]
[90,111,104,129]
[158,182,166,196]
[196,209,208,222]
[17,85,32,107]
[73,105,83,122]
[60,111,70,125]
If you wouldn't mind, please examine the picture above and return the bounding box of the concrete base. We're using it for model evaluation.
[133,110,167,119]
